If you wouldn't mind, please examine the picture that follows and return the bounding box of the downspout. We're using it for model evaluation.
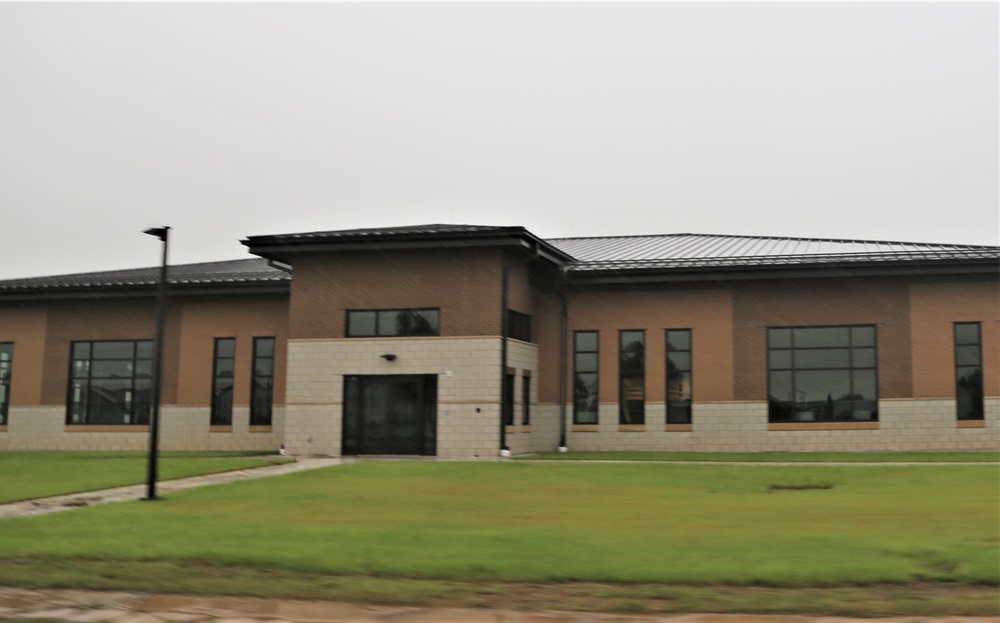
[499,248,540,457]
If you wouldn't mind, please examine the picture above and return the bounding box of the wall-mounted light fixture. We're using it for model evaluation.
[380,353,397,362]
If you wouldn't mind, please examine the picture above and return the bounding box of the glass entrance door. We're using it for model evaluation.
[342,375,437,455]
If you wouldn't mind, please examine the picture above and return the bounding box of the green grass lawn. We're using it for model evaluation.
[523,451,1000,462]
[0,461,996,615]
[0,451,286,503]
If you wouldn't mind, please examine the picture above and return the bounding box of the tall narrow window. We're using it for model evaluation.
[619,330,645,424]
[250,337,275,426]
[767,326,877,423]
[522,374,531,425]
[573,331,599,424]
[67,340,152,425]
[502,372,515,426]
[955,323,984,421]
[0,343,12,425]
[666,330,692,424]
[211,338,236,426]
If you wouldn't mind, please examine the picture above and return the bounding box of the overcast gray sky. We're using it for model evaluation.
[1,2,997,280]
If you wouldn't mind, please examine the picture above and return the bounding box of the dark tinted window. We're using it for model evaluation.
[767,326,877,423]
[211,338,236,426]
[0,343,12,425]
[347,309,439,337]
[67,340,152,425]
[507,310,532,343]
[619,330,645,425]
[955,322,984,420]
[573,331,599,425]
[250,337,275,426]
[666,329,692,424]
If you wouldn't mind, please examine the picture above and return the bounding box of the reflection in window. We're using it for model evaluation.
[211,338,235,426]
[619,330,645,424]
[0,343,12,425]
[767,326,877,423]
[67,340,152,425]
[666,329,692,424]
[346,309,440,337]
[573,331,599,424]
[955,323,984,420]
[250,337,275,426]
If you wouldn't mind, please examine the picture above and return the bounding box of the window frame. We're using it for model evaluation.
[954,322,984,421]
[619,329,645,425]
[766,325,878,424]
[573,331,599,425]
[210,337,236,426]
[345,308,440,338]
[665,329,693,425]
[249,336,275,426]
[65,339,153,426]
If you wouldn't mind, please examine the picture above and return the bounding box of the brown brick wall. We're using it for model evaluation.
[732,277,912,401]
[39,298,177,406]
[0,305,48,405]
[287,248,508,339]
[909,277,999,398]
[6,294,288,409]
[176,296,289,406]
[538,285,734,404]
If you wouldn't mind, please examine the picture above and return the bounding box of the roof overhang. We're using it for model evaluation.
[562,257,1000,286]
[243,227,575,267]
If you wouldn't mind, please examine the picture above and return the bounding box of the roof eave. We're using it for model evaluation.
[244,230,575,266]
[563,258,1000,286]
[0,280,290,302]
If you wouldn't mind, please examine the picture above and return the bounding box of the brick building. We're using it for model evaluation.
[1,224,997,455]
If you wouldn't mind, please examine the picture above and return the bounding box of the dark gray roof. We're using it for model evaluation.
[548,233,1000,273]
[3,228,997,298]
[0,258,289,297]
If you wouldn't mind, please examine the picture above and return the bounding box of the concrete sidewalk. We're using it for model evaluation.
[1,587,997,623]
[0,457,344,519]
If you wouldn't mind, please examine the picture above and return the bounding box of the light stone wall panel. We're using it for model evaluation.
[285,337,517,458]
[0,406,282,451]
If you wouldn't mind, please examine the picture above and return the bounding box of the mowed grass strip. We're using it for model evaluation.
[523,451,1000,462]
[0,451,287,503]
[0,462,995,591]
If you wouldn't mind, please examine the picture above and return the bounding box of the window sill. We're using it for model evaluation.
[504,425,516,434]
[0,425,7,433]
[665,424,693,432]
[520,425,532,433]
[957,420,986,428]
[572,424,600,433]
[65,425,150,432]
[248,425,273,433]
[618,424,646,432]
[769,422,879,431]
[210,425,233,433]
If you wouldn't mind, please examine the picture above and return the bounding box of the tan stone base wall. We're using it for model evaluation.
[549,398,999,453]
[284,337,529,458]
[0,406,283,452]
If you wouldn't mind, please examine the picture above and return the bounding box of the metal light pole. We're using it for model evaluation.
[143,226,170,501]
